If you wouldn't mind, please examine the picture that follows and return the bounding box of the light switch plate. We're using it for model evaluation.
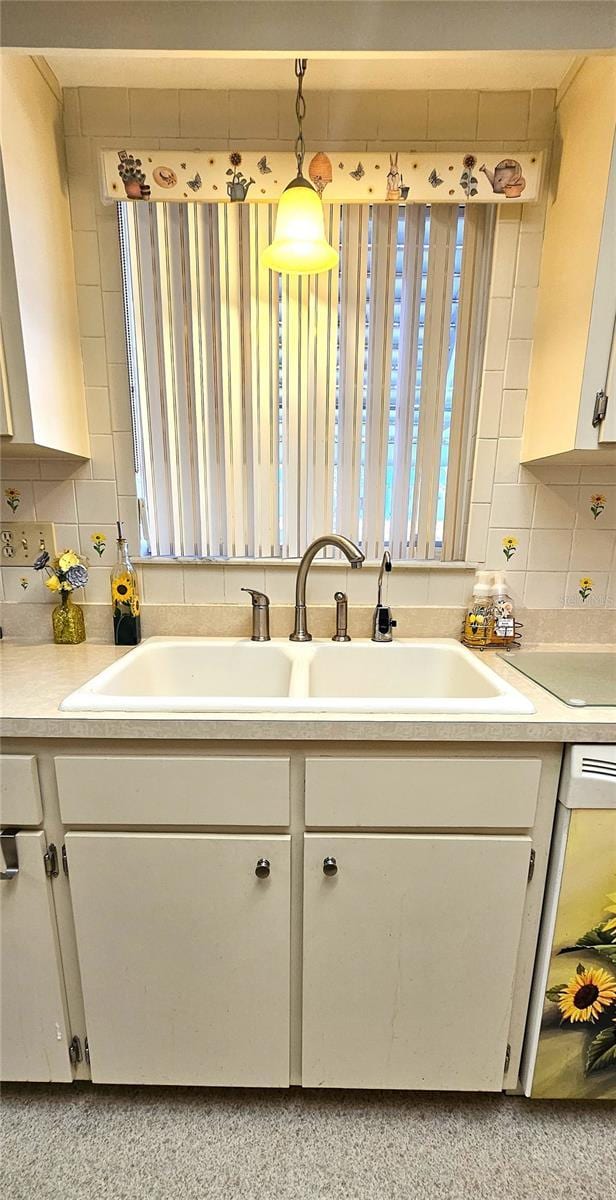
[0,522,57,567]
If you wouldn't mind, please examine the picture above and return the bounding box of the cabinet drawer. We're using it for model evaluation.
[305,756,541,829]
[56,756,290,827]
[0,756,42,825]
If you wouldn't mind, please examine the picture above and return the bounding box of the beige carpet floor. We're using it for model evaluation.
[1,1083,615,1200]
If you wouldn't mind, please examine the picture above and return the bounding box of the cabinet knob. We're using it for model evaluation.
[255,857,271,878]
[322,856,338,876]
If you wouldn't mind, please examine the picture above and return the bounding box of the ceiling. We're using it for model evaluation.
[44,50,578,92]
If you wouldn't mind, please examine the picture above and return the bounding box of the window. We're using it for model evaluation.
[119,199,493,561]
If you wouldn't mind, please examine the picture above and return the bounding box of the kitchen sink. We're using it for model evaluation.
[303,640,530,711]
[61,639,294,711]
[60,637,534,715]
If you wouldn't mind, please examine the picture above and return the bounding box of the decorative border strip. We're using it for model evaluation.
[101,148,543,205]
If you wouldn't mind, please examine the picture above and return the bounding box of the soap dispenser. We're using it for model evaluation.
[111,522,141,645]
[490,572,515,647]
[462,570,494,649]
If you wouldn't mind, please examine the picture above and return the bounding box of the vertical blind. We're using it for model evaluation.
[119,199,493,561]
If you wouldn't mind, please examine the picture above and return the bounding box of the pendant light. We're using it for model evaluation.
[262,59,338,275]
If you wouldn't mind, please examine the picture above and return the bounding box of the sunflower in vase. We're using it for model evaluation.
[34,549,89,644]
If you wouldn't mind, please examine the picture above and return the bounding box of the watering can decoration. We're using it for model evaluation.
[480,158,526,198]
[226,153,255,202]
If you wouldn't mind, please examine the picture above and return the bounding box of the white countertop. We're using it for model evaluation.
[1,640,615,742]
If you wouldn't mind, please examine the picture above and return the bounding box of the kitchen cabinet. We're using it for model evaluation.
[522,58,616,466]
[1,739,561,1091]
[65,832,291,1086]
[302,833,531,1090]
[0,831,73,1081]
[0,56,88,459]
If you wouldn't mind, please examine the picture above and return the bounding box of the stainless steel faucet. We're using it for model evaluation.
[290,534,365,642]
[241,587,271,642]
[371,550,396,642]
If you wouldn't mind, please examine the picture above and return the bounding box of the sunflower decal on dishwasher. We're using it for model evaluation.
[542,884,616,1084]
[556,965,616,1024]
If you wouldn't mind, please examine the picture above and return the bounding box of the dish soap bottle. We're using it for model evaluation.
[111,522,141,645]
[462,571,494,648]
[490,572,515,646]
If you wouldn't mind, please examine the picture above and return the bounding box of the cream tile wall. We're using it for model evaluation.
[1,84,614,614]
[467,193,616,611]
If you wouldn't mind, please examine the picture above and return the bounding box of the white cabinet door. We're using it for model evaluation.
[66,833,291,1086]
[1,832,72,1081]
[302,833,530,1091]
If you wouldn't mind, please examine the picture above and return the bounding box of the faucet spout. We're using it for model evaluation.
[290,533,365,642]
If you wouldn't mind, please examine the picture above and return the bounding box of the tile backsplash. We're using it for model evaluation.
[1,83,614,620]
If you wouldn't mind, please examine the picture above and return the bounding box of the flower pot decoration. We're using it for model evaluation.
[117,151,151,200]
[308,152,333,197]
[479,158,526,198]
[34,549,88,644]
[226,154,254,202]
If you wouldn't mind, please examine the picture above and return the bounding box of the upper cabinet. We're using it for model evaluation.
[0,57,89,459]
[522,59,616,466]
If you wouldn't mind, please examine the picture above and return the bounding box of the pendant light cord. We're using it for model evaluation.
[294,58,308,176]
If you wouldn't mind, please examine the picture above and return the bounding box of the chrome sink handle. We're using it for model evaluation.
[241,588,271,642]
[290,534,365,642]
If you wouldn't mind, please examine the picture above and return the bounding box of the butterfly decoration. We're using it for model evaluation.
[187,173,202,192]
[428,168,443,188]
[350,161,365,181]
[257,156,272,175]
[180,162,187,170]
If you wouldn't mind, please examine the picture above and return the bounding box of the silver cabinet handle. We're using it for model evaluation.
[0,828,19,881]
[255,857,271,878]
[323,856,338,876]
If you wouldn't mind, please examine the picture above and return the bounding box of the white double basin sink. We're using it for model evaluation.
[60,637,534,715]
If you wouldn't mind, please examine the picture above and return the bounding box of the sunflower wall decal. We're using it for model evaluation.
[502,535,518,562]
[590,493,606,520]
[579,577,593,603]
[4,487,20,513]
[91,532,107,558]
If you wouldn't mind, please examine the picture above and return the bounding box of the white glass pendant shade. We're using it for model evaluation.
[262,177,338,275]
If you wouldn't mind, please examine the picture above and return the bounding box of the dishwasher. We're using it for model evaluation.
[521,745,616,1099]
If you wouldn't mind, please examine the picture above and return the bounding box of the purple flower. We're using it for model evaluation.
[33,550,50,571]
[66,564,88,589]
